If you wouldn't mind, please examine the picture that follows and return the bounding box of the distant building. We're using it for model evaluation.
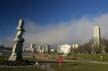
[23,43,35,52]
[72,43,79,54]
[50,48,55,52]
[36,44,49,54]
[30,43,35,52]
[57,44,71,56]
[0,50,11,56]
[72,43,79,49]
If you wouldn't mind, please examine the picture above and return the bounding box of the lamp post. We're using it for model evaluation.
[75,44,78,54]
[72,44,75,55]
[91,44,95,54]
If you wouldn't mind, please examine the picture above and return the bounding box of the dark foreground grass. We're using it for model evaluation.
[51,62,108,71]
[0,66,43,71]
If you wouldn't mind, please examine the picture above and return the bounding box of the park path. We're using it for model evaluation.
[63,58,108,65]
[37,64,55,71]
[83,60,108,64]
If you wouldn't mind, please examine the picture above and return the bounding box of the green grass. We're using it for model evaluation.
[23,56,58,62]
[51,62,108,71]
[67,54,108,62]
[0,56,8,61]
[1,54,108,62]
[0,66,43,71]
[0,56,9,64]
[0,55,55,62]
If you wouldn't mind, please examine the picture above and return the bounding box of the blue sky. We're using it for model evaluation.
[1,0,108,45]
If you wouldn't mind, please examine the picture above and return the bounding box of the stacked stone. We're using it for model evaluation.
[8,19,25,61]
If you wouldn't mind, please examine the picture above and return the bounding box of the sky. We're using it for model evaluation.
[0,0,108,46]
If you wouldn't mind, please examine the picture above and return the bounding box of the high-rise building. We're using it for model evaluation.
[36,44,49,54]
[30,43,35,52]
[92,25,101,54]
[93,26,100,46]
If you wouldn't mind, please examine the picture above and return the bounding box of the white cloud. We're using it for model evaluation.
[24,13,108,45]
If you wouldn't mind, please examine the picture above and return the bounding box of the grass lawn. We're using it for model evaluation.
[0,66,43,71]
[67,54,108,62]
[51,62,108,71]
[23,56,58,63]
[0,56,8,61]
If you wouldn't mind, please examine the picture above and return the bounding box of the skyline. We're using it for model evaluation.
[1,0,108,46]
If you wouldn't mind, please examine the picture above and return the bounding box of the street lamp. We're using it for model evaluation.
[91,44,95,54]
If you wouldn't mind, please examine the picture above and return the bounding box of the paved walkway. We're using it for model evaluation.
[63,58,108,64]
[83,60,108,64]
[38,64,55,71]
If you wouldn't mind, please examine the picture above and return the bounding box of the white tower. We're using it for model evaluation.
[92,25,101,53]
[94,26,100,46]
